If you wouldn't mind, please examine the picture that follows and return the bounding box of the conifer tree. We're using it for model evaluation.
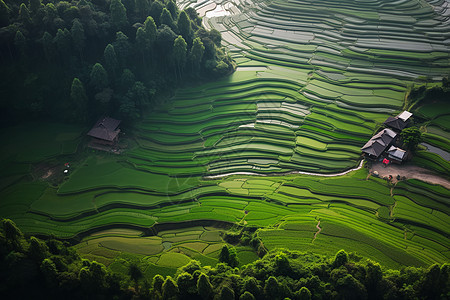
[41,31,54,62]
[197,273,213,300]
[144,16,157,45]
[71,18,85,59]
[54,28,72,60]
[14,30,26,57]
[0,0,10,27]
[149,0,163,25]
[189,37,204,73]
[18,3,30,25]
[113,31,130,66]
[177,10,192,43]
[103,44,118,77]
[70,78,88,122]
[173,35,187,79]
[162,276,179,300]
[90,63,108,91]
[160,7,176,31]
[110,0,127,30]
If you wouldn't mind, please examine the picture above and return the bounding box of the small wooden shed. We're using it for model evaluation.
[87,117,121,146]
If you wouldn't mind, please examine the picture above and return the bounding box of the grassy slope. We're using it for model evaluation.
[0,0,449,271]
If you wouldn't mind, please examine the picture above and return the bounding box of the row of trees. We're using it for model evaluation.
[0,0,234,125]
[1,219,448,299]
[409,76,450,109]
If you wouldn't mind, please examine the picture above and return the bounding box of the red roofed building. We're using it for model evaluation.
[87,117,121,146]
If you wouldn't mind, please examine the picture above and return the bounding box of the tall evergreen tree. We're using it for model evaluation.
[176,272,196,298]
[189,37,204,73]
[162,276,179,300]
[160,7,176,31]
[143,16,157,45]
[136,27,150,65]
[113,31,130,66]
[152,274,165,296]
[219,286,235,300]
[173,35,187,80]
[70,78,88,122]
[143,16,157,63]
[0,0,10,27]
[14,30,26,57]
[103,44,118,78]
[90,63,108,91]
[40,259,58,288]
[41,31,54,62]
[43,3,57,27]
[71,18,85,59]
[156,25,177,66]
[149,0,163,25]
[240,291,256,300]
[166,0,178,20]
[18,3,31,25]
[110,0,127,30]
[298,287,312,300]
[53,28,71,61]
[119,68,135,93]
[197,273,213,300]
[264,277,282,299]
[177,10,192,43]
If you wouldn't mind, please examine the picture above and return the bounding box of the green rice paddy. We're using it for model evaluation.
[1,0,449,272]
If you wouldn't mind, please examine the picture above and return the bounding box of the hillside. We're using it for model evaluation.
[0,0,449,298]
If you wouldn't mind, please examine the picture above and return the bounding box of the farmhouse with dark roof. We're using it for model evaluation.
[361,128,397,159]
[87,117,121,146]
[383,110,412,131]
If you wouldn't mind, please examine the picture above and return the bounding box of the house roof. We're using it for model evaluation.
[87,117,121,141]
[361,129,397,157]
[383,111,412,131]
[397,111,412,121]
[387,145,406,161]
[384,116,407,131]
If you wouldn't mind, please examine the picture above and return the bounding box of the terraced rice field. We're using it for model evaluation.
[1,0,449,271]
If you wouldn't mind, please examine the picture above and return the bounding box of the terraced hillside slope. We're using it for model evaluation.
[1,0,449,272]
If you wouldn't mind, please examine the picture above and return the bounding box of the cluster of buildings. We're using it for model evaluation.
[361,111,412,164]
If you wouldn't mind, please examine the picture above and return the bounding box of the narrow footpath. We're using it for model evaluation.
[312,220,321,243]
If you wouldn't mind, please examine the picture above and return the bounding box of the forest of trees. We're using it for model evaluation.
[1,219,448,299]
[0,0,234,125]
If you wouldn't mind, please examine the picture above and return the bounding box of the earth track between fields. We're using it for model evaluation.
[370,162,450,189]
[312,220,321,242]
[204,160,364,179]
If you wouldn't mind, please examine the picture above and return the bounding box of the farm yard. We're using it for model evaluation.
[1,0,449,279]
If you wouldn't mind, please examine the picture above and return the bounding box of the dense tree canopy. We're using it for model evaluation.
[0,0,234,126]
[1,219,448,299]
[400,126,423,150]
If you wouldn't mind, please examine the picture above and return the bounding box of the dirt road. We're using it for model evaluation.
[371,162,450,189]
